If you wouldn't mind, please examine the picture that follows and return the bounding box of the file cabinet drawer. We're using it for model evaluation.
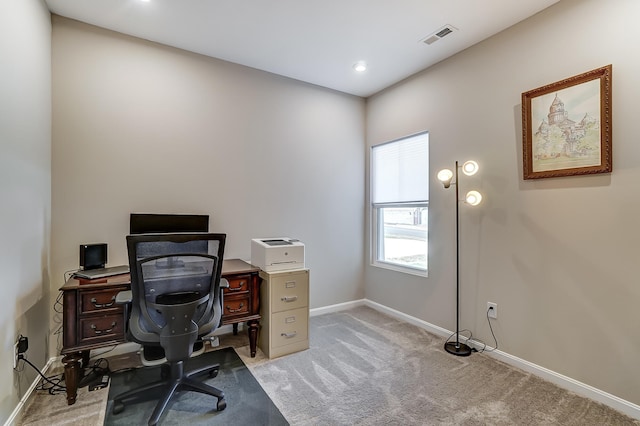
[270,271,309,313]
[271,307,309,348]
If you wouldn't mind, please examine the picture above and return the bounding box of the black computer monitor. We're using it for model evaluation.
[129,213,209,234]
[129,214,211,260]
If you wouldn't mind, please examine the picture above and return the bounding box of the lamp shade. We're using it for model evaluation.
[465,190,482,206]
[462,160,479,176]
[437,169,454,188]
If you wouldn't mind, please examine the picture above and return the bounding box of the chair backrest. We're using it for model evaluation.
[126,233,226,355]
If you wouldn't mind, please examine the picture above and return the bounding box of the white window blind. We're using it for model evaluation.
[372,133,429,205]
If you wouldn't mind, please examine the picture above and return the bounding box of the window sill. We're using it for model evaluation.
[371,261,428,277]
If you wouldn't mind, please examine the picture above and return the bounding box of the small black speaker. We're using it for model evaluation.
[80,243,107,270]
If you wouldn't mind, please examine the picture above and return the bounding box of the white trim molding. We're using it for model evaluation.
[5,357,57,426]
[310,299,366,317]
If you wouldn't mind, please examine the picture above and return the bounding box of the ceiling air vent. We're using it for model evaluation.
[421,25,457,45]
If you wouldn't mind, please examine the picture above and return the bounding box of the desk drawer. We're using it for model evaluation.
[223,274,251,296]
[80,287,128,315]
[223,295,250,318]
[271,307,308,348]
[79,314,124,344]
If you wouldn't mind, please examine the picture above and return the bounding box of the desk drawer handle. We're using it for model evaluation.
[281,331,297,338]
[91,296,116,309]
[227,281,246,292]
[226,303,245,313]
[281,296,298,303]
[91,322,116,335]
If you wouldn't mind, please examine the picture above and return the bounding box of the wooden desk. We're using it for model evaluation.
[59,259,260,405]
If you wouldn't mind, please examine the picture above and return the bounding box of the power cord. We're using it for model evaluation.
[87,357,110,374]
[471,306,499,353]
[78,358,111,388]
[445,328,473,345]
[445,328,479,352]
[53,291,66,353]
[16,353,67,395]
[446,307,500,353]
[63,268,79,282]
[53,291,64,314]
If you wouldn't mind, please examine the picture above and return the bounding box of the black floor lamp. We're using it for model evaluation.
[437,160,482,357]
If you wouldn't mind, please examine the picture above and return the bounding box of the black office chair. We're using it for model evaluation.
[112,233,228,426]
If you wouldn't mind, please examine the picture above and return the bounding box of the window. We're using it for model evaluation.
[371,132,429,275]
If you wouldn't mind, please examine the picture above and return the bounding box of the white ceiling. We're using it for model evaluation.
[44,0,560,97]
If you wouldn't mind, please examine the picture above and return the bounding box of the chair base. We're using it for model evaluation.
[113,359,226,426]
[139,340,209,367]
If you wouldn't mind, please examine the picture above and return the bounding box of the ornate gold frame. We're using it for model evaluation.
[522,65,612,179]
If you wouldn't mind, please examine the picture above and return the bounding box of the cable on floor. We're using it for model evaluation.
[17,354,67,395]
[445,328,473,345]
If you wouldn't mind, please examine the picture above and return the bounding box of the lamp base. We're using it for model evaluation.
[444,341,472,356]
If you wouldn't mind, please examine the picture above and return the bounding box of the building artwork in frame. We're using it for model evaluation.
[522,65,612,179]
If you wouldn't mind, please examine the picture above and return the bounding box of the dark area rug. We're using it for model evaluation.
[105,347,288,425]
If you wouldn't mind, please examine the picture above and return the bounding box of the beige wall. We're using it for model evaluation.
[50,16,366,356]
[366,0,640,407]
[0,0,51,423]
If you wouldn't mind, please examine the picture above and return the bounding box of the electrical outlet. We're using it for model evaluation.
[487,302,498,319]
[13,341,19,369]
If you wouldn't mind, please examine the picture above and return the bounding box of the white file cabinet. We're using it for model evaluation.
[258,269,309,359]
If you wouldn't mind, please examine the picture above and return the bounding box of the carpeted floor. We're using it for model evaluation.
[244,306,639,425]
[16,306,640,425]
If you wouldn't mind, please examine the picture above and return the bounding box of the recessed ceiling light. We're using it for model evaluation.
[353,61,367,73]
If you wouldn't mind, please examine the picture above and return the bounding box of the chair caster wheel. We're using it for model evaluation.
[209,366,219,378]
[112,400,125,415]
[217,398,227,411]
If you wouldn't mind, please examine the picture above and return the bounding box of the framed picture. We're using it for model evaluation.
[521,65,612,180]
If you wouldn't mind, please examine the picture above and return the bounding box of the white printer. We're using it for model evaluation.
[251,238,305,272]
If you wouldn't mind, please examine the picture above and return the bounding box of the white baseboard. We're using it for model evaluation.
[310,299,366,316]
[364,299,454,338]
[5,357,57,426]
[362,299,640,421]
